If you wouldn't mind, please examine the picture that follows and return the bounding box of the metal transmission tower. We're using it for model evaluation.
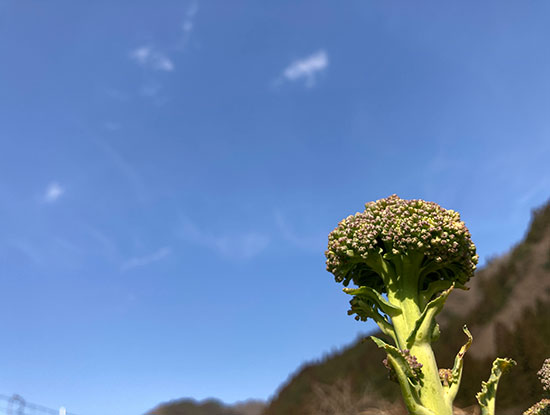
[0,394,79,415]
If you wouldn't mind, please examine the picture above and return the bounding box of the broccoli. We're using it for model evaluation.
[524,400,550,415]
[325,195,515,415]
[524,359,550,415]
[539,358,550,394]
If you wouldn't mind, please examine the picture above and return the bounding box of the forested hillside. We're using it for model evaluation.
[148,398,265,415]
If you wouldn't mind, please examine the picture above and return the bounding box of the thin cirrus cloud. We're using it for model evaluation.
[96,140,147,203]
[183,1,198,34]
[130,46,175,72]
[43,182,64,203]
[179,1,199,49]
[279,50,329,88]
[177,215,270,260]
[274,211,326,253]
[7,239,44,266]
[140,82,161,97]
[517,177,550,206]
[121,246,173,271]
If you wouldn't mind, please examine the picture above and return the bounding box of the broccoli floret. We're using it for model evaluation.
[524,399,550,415]
[539,358,550,394]
[522,360,550,415]
[382,349,423,384]
[439,368,453,387]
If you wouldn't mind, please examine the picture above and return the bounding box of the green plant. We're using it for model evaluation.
[524,358,550,415]
[325,195,515,415]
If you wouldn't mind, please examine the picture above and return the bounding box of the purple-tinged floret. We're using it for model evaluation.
[383,348,423,383]
[538,358,550,393]
[439,368,453,387]
[325,195,478,291]
[524,399,550,415]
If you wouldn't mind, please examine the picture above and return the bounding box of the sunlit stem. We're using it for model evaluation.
[382,256,453,415]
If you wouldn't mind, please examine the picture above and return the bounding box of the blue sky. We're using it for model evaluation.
[1,1,550,414]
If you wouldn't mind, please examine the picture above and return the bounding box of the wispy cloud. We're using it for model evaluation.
[517,177,550,206]
[275,211,326,253]
[178,215,269,260]
[7,239,44,266]
[103,121,121,131]
[43,182,64,203]
[6,237,83,269]
[179,1,199,49]
[96,140,147,203]
[121,246,172,271]
[139,81,169,105]
[103,87,129,102]
[139,82,162,97]
[278,50,329,88]
[130,45,175,72]
[139,82,169,106]
[125,3,199,104]
[84,225,118,258]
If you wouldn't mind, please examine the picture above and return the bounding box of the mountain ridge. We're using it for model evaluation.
[147,398,266,415]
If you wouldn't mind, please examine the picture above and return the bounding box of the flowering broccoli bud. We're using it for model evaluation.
[383,349,423,383]
[538,358,550,393]
[439,368,453,387]
[523,399,550,415]
[522,360,550,415]
[326,194,478,291]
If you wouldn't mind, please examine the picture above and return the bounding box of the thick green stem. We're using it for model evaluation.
[384,259,453,415]
[410,342,451,415]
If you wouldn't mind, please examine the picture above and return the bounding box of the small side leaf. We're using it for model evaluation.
[351,299,397,344]
[420,279,453,308]
[451,325,473,379]
[371,336,419,385]
[445,325,473,404]
[476,357,516,415]
[431,323,441,343]
[344,286,402,316]
[370,336,435,415]
[406,284,454,348]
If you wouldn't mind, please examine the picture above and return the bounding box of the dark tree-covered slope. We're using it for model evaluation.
[147,398,265,415]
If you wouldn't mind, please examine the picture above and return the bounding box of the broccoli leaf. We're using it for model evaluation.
[343,286,402,316]
[444,325,473,405]
[476,357,516,415]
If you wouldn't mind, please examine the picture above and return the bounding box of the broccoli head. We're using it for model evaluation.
[326,194,478,293]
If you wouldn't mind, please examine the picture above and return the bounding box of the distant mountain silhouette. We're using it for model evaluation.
[147,398,265,415]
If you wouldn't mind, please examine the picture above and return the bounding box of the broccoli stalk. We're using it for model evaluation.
[325,195,514,415]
